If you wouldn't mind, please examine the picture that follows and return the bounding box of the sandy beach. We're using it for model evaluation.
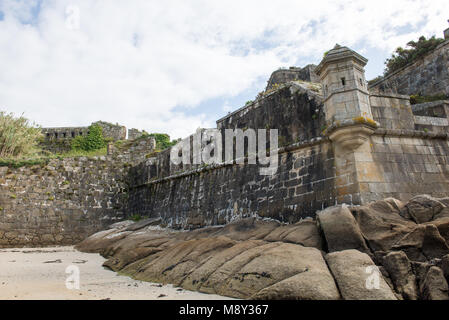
[0,246,232,300]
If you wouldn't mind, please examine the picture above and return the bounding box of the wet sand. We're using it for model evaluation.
[0,246,232,300]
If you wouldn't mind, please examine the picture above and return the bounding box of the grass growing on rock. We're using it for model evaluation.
[0,147,108,168]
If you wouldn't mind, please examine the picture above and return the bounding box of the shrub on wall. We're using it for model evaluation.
[0,111,42,158]
[71,124,106,151]
[148,133,179,150]
[384,35,445,75]
[410,94,448,105]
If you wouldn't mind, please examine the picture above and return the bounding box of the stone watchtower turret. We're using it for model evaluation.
[316,44,378,150]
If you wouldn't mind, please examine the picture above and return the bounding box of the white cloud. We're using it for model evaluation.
[0,0,448,139]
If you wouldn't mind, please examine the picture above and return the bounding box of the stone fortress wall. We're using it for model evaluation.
[369,29,449,97]
[126,30,449,229]
[265,64,319,91]
[0,136,157,247]
[0,157,129,247]
[2,26,449,246]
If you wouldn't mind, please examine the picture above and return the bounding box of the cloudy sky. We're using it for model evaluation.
[0,0,448,139]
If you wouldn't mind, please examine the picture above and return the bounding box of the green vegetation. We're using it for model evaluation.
[0,158,47,168]
[0,147,108,168]
[59,147,107,157]
[130,214,142,222]
[147,133,179,150]
[0,111,42,158]
[71,124,106,152]
[410,94,448,105]
[384,36,445,75]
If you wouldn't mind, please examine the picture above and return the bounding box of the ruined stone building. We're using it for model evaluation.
[41,121,150,153]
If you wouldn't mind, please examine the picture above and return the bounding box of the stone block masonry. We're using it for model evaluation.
[366,132,449,201]
[0,157,129,247]
[127,140,336,229]
[369,39,449,97]
[0,135,157,247]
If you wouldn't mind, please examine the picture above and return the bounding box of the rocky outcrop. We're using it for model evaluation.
[420,266,449,300]
[77,218,339,300]
[382,251,418,300]
[325,250,396,300]
[317,206,370,253]
[76,194,449,300]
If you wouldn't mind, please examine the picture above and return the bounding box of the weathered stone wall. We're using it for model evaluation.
[369,40,449,97]
[111,136,157,165]
[0,157,129,247]
[370,92,415,130]
[217,82,325,146]
[125,84,338,228]
[128,128,144,140]
[362,131,449,203]
[42,121,126,142]
[41,126,89,153]
[411,100,449,118]
[127,140,336,229]
[94,121,127,141]
[265,65,319,91]
[41,121,127,153]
